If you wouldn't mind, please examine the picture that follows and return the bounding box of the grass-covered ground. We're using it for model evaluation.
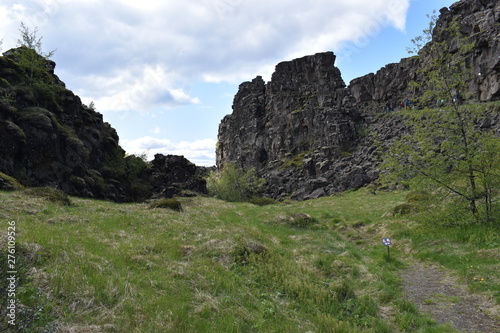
[1,188,498,332]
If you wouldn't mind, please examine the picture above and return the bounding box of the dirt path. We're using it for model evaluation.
[401,261,500,332]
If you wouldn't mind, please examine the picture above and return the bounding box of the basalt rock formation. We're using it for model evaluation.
[350,0,500,108]
[218,52,359,169]
[148,154,208,199]
[216,0,500,200]
[0,48,206,201]
[217,52,375,200]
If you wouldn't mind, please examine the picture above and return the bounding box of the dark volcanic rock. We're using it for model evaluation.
[349,57,421,109]
[349,0,500,109]
[0,48,207,201]
[148,154,207,198]
[216,0,500,200]
[217,52,366,200]
[0,50,126,200]
[218,52,358,167]
[218,52,359,171]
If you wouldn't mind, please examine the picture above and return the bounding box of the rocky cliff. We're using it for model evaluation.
[217,52,376,200]
[350,0,500,108]
[216,0,500,200]
[0,48,206,201]
[217,52,359,169]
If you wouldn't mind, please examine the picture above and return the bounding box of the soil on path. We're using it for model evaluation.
[401,261,500,332]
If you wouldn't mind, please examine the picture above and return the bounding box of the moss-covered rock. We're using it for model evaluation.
[0,172,23,191]
[23,187,72,205]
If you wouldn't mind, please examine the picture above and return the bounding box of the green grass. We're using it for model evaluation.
[0,188,498,332]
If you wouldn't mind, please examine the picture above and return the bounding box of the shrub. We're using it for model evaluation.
[0,172,23,191]
[149,198,183,212]
[23,187,71,205]
[125,155,151,202]
[206,163,266,202]
[126,154,149,175]
[405,190,430,203]
[248,197,278,206]
[232,242,268,265]
[392,203,413,216]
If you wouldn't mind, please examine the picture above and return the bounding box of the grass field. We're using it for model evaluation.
[1,188,498,332]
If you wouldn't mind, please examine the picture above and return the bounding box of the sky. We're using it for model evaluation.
[0,0,456,166]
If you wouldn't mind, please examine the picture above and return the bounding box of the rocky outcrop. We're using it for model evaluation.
[217,52,372,200]
[218,52,360,170]
[349,0,500,108]
[216,0,500,200]
[441,0,500,101]
[349,57,421,109]
[0,48,207,201]
[148,154,208,198]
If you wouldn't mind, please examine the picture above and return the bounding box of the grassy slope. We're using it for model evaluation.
[0,189,498,332]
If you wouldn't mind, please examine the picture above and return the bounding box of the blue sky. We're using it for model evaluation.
[1,0,456,166]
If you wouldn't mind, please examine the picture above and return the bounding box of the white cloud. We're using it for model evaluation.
[75,64,200,112]
[121,137,217,166]
[1,0,411,109]
[1,0,413,166]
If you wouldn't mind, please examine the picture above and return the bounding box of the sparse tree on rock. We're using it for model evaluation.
[16,22,56,85]
[406,10,437,56]
[381,15,500,224]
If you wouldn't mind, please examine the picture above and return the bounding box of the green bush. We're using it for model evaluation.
[392,203,413,216]
[125,155,151,202]
[405,190,430,203]
[102,145,127,179]
[206,163,266,202]
[0,172,23,191]
[149,198,183,212]
[126,154,149,176]
[248,197,278,206]
[232,242,268,265]
[23,187,72,205]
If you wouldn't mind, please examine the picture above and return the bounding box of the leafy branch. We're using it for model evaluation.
[15,22,56,85]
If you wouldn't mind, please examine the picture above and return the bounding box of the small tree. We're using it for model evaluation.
[16,22,56,85]
[381,16,499,224]
[406,10,437,55]
[207,163,266,202]
[381,105,499,224]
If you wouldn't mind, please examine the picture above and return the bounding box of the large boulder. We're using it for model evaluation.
[148,154,208,198]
